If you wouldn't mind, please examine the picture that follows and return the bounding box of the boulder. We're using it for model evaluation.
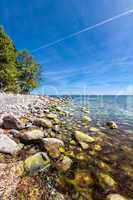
[75,131,95,143]
[42,138,64,158]
[0,133,21,154]
[106,194,128,200]
[82,116,92,123]
[2,114,24,129]
[24,152,50,174]
[19,129,44,141]
[56,156,72,172]
[97,173,117,190]
[74,170,94,188]
[33,118,52,128]
[46,113,60,124]
[106,121,118,129]
[50,192,65,200]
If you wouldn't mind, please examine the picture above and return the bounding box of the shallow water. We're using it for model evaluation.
[50,95,133,199]
[55,95,133,132]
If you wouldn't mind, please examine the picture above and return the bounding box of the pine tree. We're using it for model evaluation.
[0,26,18,92]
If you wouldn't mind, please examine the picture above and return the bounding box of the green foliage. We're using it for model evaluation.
[17,49,40,93]
[0,26,19,92]
[0,26,40,93]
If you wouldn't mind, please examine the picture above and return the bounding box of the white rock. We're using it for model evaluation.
[0,133,21,154]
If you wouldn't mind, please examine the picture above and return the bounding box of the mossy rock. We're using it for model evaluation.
[75,131,95,143]
[33,118,52,128]
[46,113,60,124]
[24,152,50,175]
[121,164,133,177]
[82,116,92,123]
[73,170,94,188]
[97,172,117,190]
[95,160,111,171]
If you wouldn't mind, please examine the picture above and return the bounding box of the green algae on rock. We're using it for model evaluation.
[24,152,50,174]
[82,116,92,123]
[97,172,117,190]
[56,156,72,172]
[73,170,94,189]
[42,138,65,158]
[33,118,52,128]
[74,131,95,143]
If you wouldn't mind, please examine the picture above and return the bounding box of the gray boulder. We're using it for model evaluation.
[19,129,44,141]
[0,133,21,154]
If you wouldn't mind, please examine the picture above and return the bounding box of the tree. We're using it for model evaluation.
[0,26,18,92]
[17,49,40,93]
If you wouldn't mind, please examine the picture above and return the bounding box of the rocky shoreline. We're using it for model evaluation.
[0,94,132,200]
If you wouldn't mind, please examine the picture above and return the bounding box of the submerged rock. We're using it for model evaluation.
[95,160,111,171]
[75,131,95,143]
[74,170,94,188]
[97,172,117,190]
[89,127,99,132]
[106,193,128,200]
[24,152,50,174]
[79,141,89,149]
[56,156,72,172]
[2,114,24,129]
[51,192,65,200]
[33,118,52,128]
[19,129,44,141]
[121,164,133,177]
[82,116,92,123]
[0,133,21,154]
[106,121,118,129]
[42,138,64,158]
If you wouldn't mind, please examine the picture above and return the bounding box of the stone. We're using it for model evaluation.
[2,114,24,129]
[24,152,50,174]
[74,170,94,188]
[82,116,92,123]
[89,127,99,132]
[79,142,89,149]
[121,164,133,177]
[46,113,60,124]
[42,138,64,158]
[33,118,52,128]
[50,192,65,200]
[96,160,111,171]
[0,133,21,154]
[19,129,44,141]
[106,193,128,200]
[75,131,95,143]
[98,173,117,190]
[56,156,72,172]
[106,121,118,129]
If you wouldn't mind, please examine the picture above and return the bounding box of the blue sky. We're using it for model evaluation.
[0,0,133,95]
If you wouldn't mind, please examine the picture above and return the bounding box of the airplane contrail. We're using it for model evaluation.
[31,8,133,53]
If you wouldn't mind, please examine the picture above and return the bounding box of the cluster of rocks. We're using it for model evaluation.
[0,94,131,200]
